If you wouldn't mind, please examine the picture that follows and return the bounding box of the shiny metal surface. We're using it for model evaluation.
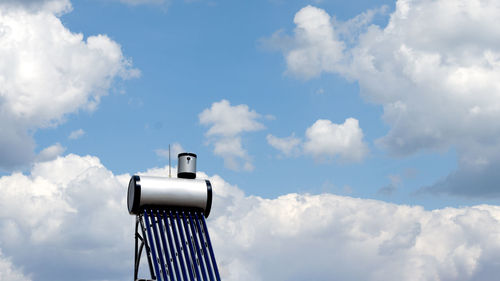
[128,175,210,215]
[177,153,197,179]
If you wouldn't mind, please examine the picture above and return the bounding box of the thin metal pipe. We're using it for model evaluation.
[181,212,202,281]
[150,209,171,281]
[168,210,189,281]
[134,217,139,280]
[139,214,156,280]
[136,240,145,280]
[144,210,162,281]
[188,212,208,281]
[173,210,195,281]
[200,215,221,281]
[155,210,176,280]
[193,212,215,281]
[160,210,182,281]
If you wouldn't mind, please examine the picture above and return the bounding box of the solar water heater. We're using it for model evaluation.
[128,153,221,281]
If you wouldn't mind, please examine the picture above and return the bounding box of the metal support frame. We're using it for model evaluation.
[134,214,156,281]
[133,208,221,281]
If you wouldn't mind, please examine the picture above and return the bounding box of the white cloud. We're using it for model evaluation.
[266,133,301,157]
[1,154,500,280]
[303,118,368,162]
[267,118,368,163]
[268,0,500,196]
[288,6,344,78]
[210,186,500,281]
[199,100,265,171]
[0,154,132,280]
[0,0,71,13]
[199,99,264,137]
[0,2,138,169]
[212,136,254,171]
[0,251,31,281]
[35,143,66,162]
[68,129,85,140]
[282,5,345,79]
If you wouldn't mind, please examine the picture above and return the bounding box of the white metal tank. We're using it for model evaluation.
[127,175,213,217]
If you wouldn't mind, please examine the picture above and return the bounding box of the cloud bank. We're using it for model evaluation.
[0,0,138,169]
[268,0,500,196]
[1,154,500,280]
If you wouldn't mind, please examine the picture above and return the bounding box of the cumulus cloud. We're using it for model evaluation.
[210,185,500,281]
[200,99,265,137]
[199,100,265,171]
[1,154,500,280]
[68,129,85,140]
[264,5,345,79]
[266,133,301,157]
[0,1,139,169]
[35,143,66,162]
[268,0,500,196]
[304,118,368,162]
[0,154,132,280]
[267,118,368,163]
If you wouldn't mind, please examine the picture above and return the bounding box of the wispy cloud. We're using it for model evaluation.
[68,129,85,140]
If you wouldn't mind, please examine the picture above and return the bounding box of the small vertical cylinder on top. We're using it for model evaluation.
[178,152,197,179]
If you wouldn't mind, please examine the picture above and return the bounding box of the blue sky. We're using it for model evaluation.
[2,0,500,280]
[26,0,477,208]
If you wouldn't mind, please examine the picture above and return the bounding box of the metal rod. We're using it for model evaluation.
[200,215,221,281]
[169,211,188,280]
[193,212,215,281]
[175,211,196,281]
[156,210,176,280]
[159,210,181,281]
[139,213,156,280]
[181,212,202,281]
[136,240,146,280]
[134,217,140,281]
[188,212,208,281]
[150,209,169,281]
[144,210,162,281]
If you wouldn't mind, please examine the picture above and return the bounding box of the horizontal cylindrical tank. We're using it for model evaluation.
[128,175,212,217]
